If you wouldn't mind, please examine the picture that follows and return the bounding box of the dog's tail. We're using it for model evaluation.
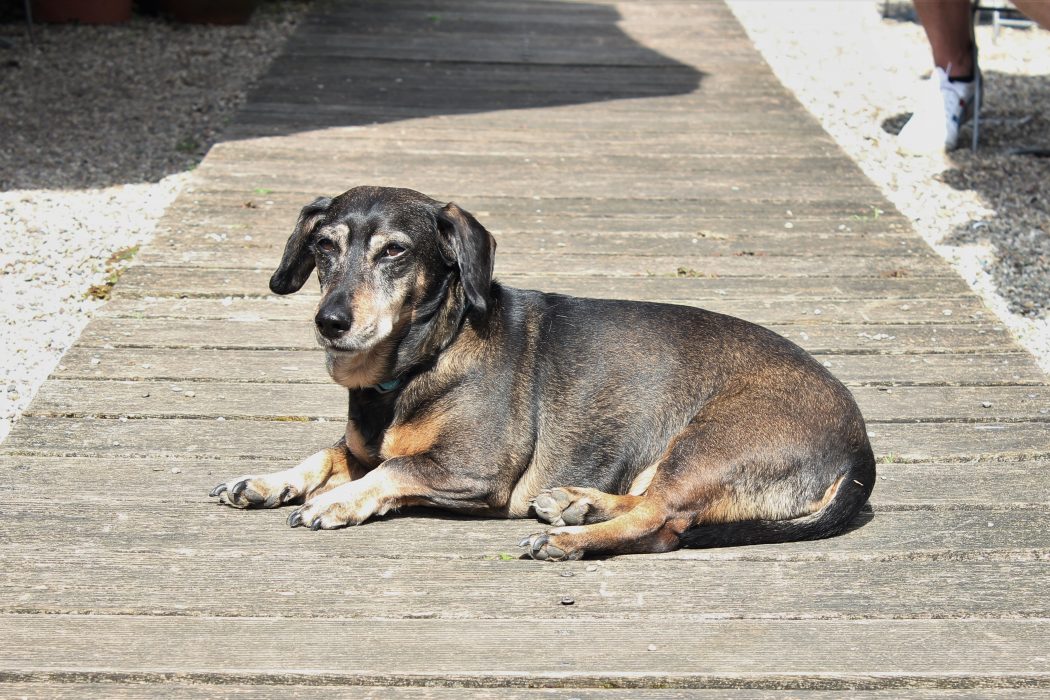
[678,451,876,549]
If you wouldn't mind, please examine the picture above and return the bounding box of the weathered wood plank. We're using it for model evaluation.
[241,70,792,107]
[194,161,876,201]
[98,295,990,327]
[75,317,1018,355]
[205,127,846,158]
[232,60,804,100]
[796,353,1046,385]
[52,345,1050,387]
[209,136,843,160]
[1,684,1039,700]
[226,103,835,138]
[277,4,759,67]
[5,416,1049,462]
[4,553,1049,620]
[3,456,1045,511]
[125,253,948,279]
[297,0,750,26]
[165,190,908,224]
[2,488,1047,562]
[276,39,755,69]
[198,174,877,205]
[151,223,917,262]
[202,155,857,183]
[2,615,1049,688]
[25,379,1050,424]
[54,346,332,383]
[139,232,930,266]
[111,267,974,299]
[154,214,908,245]
[227,87,820,116]
[242,73,790,108]
[208,132,847,160]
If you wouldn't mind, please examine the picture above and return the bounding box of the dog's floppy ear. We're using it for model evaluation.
[269,196,332,295]
[436,202,496,314]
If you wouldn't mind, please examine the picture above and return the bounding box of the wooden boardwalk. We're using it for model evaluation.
[3,0,1049,694]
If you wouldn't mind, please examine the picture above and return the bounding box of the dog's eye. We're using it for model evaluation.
[315,239,337,255]
[381,243,406,259]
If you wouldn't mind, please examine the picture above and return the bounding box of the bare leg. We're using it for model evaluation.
[913,0,974,77]
[899,0,983,153]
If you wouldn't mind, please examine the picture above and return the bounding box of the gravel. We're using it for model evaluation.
[728,0,1050,374]
[0,2,308,443]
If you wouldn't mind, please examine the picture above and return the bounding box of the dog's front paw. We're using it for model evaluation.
[518,530,585,562]
[286,485,376,530]
[531,488,591,526]
[210,474,302,509]
[286,501,359,531]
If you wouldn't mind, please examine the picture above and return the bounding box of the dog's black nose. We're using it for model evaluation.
[315,308,351,339]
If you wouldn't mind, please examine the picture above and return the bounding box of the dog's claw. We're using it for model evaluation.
[288,510,303,528]
[310,519,323,531]
[231,480,248,499]
[526,533,550,560]
[210,483,228,497]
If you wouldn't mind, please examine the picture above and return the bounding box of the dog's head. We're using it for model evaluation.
[270,186,496,382]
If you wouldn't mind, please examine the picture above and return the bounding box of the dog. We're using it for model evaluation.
[210,186,876,561]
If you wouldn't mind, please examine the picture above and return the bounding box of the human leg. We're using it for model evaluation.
[899,0,979,153]
[913,0,975,77]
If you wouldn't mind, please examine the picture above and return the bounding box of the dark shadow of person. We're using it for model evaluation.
[1,0,703,189]
[225,0,704,138]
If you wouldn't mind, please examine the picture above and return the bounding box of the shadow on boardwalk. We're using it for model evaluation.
[231,0,704,136]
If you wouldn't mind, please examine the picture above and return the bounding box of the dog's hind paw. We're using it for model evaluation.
[531,488,591,527]
[210,474,301,509]
[518,532,584,562]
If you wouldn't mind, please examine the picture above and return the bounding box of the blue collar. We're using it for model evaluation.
[372,377,403,394]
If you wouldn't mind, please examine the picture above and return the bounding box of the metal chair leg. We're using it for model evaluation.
[24,0,36,45]
[971,46,981,153]
[970,1,980,153]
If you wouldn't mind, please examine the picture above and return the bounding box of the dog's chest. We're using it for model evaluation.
[344,419,382,468]
[345,414,444,466]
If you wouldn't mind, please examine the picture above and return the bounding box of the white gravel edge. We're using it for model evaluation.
[1,3,309,445]
[0,175,189,442]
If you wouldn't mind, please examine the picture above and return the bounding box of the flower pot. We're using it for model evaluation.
[33,0,133,23]
[159,0,259,25]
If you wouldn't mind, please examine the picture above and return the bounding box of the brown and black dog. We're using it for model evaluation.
[210,186,876,561]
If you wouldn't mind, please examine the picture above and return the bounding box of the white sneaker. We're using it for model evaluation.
[898,66,977,154]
